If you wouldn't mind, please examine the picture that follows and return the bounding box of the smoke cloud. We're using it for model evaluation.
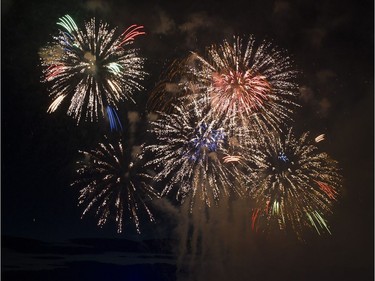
[152,8,176,35]
[171,196,264,281]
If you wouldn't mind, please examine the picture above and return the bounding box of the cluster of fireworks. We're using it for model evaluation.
[40,15,342,237]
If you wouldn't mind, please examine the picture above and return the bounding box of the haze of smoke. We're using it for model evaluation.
[175,197,262,281]
[153,8,176,35]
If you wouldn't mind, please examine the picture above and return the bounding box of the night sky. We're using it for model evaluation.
[2,0,374,280]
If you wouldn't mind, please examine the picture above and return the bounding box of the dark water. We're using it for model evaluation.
[2,235,373,281]
[2,236,177,281]
[3,262,176,281]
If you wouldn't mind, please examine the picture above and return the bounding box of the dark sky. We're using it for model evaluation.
[2,0,374,280]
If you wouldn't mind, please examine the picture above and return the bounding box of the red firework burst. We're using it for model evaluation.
[211,70,272,115]
[186,36,300,136]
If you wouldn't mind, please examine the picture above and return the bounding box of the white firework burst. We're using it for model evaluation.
[40,14,146,124]
[72,137,157,233]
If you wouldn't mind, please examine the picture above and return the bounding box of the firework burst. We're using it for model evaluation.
[144,101,246,210]
[39,14,146,124]
[72,137,157,233]
[176,36,300,139]
[247,129,342,237]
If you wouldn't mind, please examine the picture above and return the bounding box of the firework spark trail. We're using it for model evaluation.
[106,106,123,131]
[39,14,146,125]
[144,101,247,211]
[246,129,342,237]
[72,137,157,233]
[146,56,197,113]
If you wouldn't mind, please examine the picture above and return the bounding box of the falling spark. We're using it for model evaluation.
[223,155,242,163]
[315,134,325,143]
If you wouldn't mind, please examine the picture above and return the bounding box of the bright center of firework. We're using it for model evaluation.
[211,70,271,112]
[83,51,98,75]
[270,152,294,175]
[228,71,246,87]
[278,152,289,162]
[186,123,225,162]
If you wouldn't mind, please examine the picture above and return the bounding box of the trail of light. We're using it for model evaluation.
[315,181,338,200]
[223,155,242,163]
[118,25,145,47]
[57,14,78,33]
[251,209,260,231]
[47,94,67,113]
[46,65,65,81]
[306,212,321,235]
[106,62,122,75]
[315,134,325,143]
[106,106,123,132]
